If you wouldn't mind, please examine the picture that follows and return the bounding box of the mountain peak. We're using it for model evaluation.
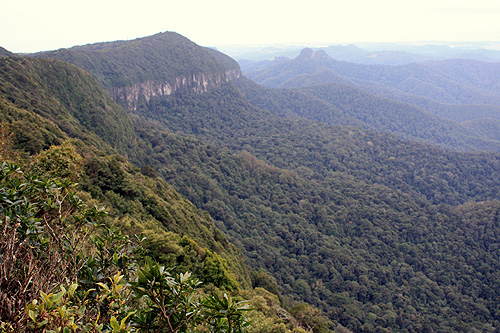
[314,49,330,59]
[299,47,315,59]
[33,31,242,109]
[297,48,331,61]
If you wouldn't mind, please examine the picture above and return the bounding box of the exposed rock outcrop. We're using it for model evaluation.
[111,69,241,110]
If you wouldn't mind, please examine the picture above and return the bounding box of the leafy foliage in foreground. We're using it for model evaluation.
[0,132,318,332]
[0,142,126,330]
[0,142,250,332]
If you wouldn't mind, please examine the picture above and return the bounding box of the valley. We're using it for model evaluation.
[2,32,500,332]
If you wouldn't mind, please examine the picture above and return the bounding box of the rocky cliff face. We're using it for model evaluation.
[111,69,241,110]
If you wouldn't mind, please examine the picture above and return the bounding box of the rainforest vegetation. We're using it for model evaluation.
[3,31,500,332]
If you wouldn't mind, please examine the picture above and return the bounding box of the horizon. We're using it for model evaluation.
[2,0,500,54]
[5,34,500,59]
[215,40,500,56]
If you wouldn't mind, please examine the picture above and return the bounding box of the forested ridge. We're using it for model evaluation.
[242,48,500,153]
[31,32,232,91]
[246,48,500,105]
[0,56,136,154]
[3,31,500,331]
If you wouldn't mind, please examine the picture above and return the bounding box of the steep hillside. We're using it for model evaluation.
[0,57,135,154]
[0,56,251,290]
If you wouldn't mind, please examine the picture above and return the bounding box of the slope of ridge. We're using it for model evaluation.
[360,84,500,122]
[299,82,500,151]
[0,46,13,57]
[235,76,500,152]
[0,55,251,290]
[234,76,364,127]
[0,57,135,154]
[424,58,500,91]
[205,46,242,72]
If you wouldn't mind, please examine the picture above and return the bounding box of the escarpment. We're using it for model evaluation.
[111,69,241,110]
[32,31,242,109]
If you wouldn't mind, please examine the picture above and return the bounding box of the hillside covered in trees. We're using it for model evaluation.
[0,55,323,332]
[3,31,500,331]
[241,48,500,153]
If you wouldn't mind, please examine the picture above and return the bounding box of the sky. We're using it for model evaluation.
[2,0,500,53]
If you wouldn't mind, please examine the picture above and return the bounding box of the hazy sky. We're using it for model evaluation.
[2,0,500,53]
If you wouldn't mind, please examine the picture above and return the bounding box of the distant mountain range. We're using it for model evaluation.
[239,48,500,153]
[246,48,500,103]
[226,41,500,64]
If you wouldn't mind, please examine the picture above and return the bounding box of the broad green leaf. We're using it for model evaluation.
[97,282,110,293]
[68,283,78,297]
[110,316,120,331]
[28,309,36,322]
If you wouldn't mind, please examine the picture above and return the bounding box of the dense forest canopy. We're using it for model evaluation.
[0,56,325,332]
[240,49,500,153]
[3,32,500,332]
